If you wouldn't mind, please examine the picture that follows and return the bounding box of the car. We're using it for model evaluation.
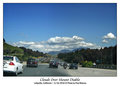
[59,62,64,66]
[63,62,68,69]
[69,63,78,69]
[67,63,70,67]
[49,60,58,68]
[3,56,23,76]
[27,58,38,67]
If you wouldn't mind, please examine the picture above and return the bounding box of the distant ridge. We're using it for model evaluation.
[48,47,87,55]
[48,49,72,55]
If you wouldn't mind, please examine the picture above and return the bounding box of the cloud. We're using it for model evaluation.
[12,35,100,53]
[13,41,35,48]
[102,39,108,43]
[47,36,84,44]
[103,32,116,39]
[19,41,35,45]
[102,32,116,43]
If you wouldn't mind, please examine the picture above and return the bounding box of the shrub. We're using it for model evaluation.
[82,61,93,67]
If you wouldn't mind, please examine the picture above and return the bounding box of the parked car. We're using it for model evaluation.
[27,58,38,67]
[3,56,23,76]
[49,60,58,68]
[69,63,78,69]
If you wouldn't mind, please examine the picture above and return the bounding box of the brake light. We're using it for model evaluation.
[35,62,37,64]
[9,62,15,65]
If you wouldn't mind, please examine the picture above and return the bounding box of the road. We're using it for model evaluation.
[18,64,69,76]
[17,63,117,77]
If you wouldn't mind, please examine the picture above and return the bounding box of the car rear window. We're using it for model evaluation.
[3,56,13,61]
[50,61,54,63]
[28,59,35,61]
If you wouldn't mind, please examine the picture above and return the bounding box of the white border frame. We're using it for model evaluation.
[0,0,120,86]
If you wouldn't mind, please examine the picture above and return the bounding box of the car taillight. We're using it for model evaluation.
[9,62,15,65]
[35,62,37,64]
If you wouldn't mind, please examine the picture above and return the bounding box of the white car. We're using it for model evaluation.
[3,56,23,76]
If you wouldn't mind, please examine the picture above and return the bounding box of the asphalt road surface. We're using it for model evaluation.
[17,63,117,77]
[18,64,69,76]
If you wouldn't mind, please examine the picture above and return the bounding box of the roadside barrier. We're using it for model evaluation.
[91,65,116,69]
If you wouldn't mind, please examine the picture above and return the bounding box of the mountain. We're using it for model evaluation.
[48,47,88,55]
[48,49,72,55]
[72,47,88,52]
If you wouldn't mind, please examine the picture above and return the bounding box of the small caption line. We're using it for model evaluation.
[34,78,87,85]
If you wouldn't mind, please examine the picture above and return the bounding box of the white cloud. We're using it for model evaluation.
[103,32,116,39]
[73,36,84,40]
[30,44,44,48]
[12,35,100,53]
[102,32,116,43]
[47,36,84,44]
[102,39,108,43]
[13,41,35,45]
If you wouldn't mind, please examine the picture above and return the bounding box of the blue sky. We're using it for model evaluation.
[3,3,117,52]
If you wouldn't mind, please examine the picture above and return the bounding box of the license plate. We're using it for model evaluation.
[4,66,7,68]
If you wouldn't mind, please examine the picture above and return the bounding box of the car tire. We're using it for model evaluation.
[21,70,23,74]
[20,68,23,74]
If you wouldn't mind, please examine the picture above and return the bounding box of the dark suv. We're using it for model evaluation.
[27,58,38,67]
[49,60,58,68]
[69,63,78,69]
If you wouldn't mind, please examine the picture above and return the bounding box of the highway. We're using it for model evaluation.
[17,63,117,77]
[18,64,69,76]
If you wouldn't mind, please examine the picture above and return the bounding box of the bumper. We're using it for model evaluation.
[3,66,16,75]
[27,64,38,67]
[3,66,16,73]
[69,66,78,69]
[3,70,16,74]
[49,64,58,68]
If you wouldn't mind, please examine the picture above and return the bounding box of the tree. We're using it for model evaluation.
[3,38,5,43]
[58,45,117,65]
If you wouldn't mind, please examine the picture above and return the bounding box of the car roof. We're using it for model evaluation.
[3,55,16,58]
[50,60,54,61]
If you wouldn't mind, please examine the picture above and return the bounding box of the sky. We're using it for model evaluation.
[3,3,117,53]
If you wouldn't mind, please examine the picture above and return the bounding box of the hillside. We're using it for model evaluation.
[58,45,117,65]
[3,40,45,61]
[19,47,45,60]
[3,42,24,60]
[48,47,88,55]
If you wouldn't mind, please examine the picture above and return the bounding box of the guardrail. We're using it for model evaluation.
[91,65,117,69]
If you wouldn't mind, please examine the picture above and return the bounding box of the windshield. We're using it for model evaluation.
[3,56,13,61]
